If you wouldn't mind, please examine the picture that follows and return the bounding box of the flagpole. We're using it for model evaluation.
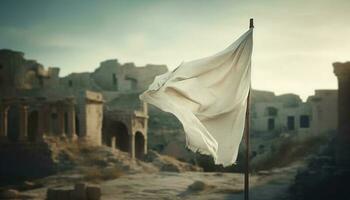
[244,18,254,200]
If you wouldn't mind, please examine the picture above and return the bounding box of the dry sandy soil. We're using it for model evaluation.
[24,162,303,200]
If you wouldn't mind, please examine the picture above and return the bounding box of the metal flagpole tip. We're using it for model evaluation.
[249,18,254,29]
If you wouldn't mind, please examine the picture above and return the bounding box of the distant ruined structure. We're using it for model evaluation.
[0,48,341,181]
[251,90,337,136]
[0,49,167,178]
[0,50,104,146]
[290,62,350,200]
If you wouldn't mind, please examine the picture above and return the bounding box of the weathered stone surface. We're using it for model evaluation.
[145,150,202,172]
[187,181,214,191]
[0,189,19,199]
[47,188,73,200]
[86,186,102,200]
[333,61,350,166]
[73,183,87,200]
[46,183,102,200]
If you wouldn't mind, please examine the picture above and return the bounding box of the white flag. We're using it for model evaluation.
[140,28,253,166]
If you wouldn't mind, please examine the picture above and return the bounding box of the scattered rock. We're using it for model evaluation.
[161,163,181,172]
[0,189,19,199]
[188,181,213,191]
[144,150,159,162]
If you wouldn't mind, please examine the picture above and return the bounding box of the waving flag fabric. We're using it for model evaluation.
[140,28,253,166]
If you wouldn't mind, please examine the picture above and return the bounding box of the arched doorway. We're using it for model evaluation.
[114,122,129,152]
[28,110,38,142]
[7,106,20,142]
[104,121,129,152]
[135,131,145,159]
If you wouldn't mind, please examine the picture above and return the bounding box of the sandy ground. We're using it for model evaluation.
[25,162,303,200]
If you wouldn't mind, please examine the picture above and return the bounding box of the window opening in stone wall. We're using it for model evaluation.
[300,115,310,128]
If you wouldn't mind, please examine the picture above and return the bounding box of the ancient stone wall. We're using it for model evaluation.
[90,59,129,92]
[307,90,338,135]
[66,59,168,93]
[0,49,60,92]
[60,72,99,91]
[124,64,168,91]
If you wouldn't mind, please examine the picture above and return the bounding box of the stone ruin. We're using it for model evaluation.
[290,61,350,200]
[103,103,148,159]
[251,89,338,136]
[0,49,167,179]
[47,183,101,200]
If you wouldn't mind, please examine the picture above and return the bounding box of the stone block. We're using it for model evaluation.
[73,183,87,200]
[47,188,73,200]
[86,186,102,200]
[188,181,210,191]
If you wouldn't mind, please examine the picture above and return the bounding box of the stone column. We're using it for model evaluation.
[130,133,135,159]
[37,106,45,142]
[57,109,66,137]
[333,62,350,166]
[144,136,148,155]
[66,105,77,140]
[0,106,9,141]
[111,136,116,149]
[19,105,28,141]
[142,102,148,115]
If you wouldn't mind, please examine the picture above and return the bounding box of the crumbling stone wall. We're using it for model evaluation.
[0,49,60,91]
[307,90,338,135]
[62,59,168,93]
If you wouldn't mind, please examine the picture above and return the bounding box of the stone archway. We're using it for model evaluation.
[7,106,20,142]
[135,131,145,159]
[104,121,129,153]
[28,110,38,142]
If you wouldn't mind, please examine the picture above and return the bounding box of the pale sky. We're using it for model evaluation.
[0,0,349,100]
